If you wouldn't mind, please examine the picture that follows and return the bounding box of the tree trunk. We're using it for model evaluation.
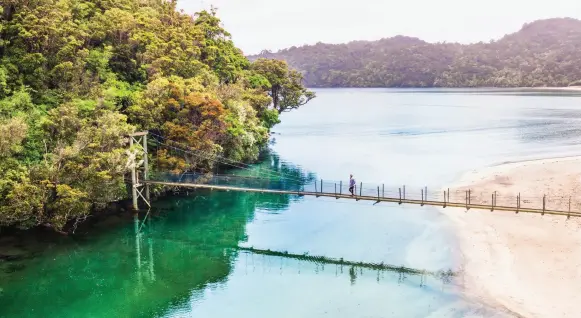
[271,85,280,113]
[0,5,16,58]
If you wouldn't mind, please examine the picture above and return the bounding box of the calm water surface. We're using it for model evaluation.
[1,88,581,318]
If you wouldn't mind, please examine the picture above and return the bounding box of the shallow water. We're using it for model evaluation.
[2,88,581,318]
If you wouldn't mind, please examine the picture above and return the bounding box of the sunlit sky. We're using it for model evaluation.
[177,0,581,55]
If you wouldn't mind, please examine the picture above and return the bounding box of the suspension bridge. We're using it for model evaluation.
[127,132,581,218]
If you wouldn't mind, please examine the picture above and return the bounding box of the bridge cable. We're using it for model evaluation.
[149,139,307,184]
[148,132,307,182]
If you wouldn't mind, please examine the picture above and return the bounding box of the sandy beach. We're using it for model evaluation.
[526,86,581,92]
[443,157,581,318]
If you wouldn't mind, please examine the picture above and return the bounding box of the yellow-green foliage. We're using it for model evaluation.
[0,0,314,231]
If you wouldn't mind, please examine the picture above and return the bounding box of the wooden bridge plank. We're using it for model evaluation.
[143,180,581,218]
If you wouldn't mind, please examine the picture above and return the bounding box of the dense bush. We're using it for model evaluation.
[0,1,313,231]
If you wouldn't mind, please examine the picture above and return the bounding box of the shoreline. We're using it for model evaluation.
[306,86,581,92]
[488,154,581,167]
[442,156,581,317]
[524,86,581,92]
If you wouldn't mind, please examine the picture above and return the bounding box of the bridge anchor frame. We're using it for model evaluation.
[129,132,150,210]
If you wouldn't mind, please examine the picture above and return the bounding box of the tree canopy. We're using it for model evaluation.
[250,18,581,88]
[251,58,316,114]
[0,0,313,231]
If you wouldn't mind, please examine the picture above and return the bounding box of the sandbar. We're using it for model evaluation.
[443,157,581,317]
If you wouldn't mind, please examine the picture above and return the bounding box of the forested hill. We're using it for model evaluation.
[0,1,313,231]
[249,18,581,88]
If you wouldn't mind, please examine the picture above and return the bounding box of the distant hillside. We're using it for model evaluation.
[249,18,581,88]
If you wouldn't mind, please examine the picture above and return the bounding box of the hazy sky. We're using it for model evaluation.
[177,0,581,55]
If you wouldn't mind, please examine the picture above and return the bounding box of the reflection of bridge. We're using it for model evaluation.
[128,132,581,218]
[237,247,455,287]
[130,212,454,291]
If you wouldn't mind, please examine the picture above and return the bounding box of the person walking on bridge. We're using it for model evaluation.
[349,174,356,196]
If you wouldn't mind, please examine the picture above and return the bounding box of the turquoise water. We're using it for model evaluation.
[2,88,581,317]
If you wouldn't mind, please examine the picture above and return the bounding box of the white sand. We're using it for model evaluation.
[443,157,581,318]
[526,86,581,92]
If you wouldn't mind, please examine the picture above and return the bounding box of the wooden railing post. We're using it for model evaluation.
[399,188,402,204]
[443,190,447,208]
[340,181,342,195]
[542,194,546,215]
[568,197,571,219]
[468,189,471,206]
[314,180,318,197]
[421,189,424,206]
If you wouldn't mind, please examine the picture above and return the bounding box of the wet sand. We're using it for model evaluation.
[443,157,581,318]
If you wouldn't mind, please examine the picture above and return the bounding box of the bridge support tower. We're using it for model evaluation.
[129,132,150,210]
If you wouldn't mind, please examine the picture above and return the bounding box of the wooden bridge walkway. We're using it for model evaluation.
[143,180,581,218]
[126,131,581,219]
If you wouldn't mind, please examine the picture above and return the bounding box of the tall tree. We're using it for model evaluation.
[194,7,249,84]
[251,58,315,114]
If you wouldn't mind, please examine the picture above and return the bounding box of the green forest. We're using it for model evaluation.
[0,0,314,231]
[251,18,581,88]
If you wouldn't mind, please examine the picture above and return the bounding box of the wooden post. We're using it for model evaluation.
[335,183,337,197]
[468,189,471,205]
[443,191,446,208]
[377,186,380,202]
[382,184,385,198]
[447,188,450,203]
[321,179,323,194]
[542,195,545,215]
[421,189,424,206]
[425,186,428,201]
[465,190,468,209]
[130,137,138,210]
[403,185,406,200]
[491,193,494,211]
[314,180,318,196]
[568,197,571,219]
[399,188,402,204]
[516,193,520,214]
[359,182,362,197]
[340,181,342,195]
